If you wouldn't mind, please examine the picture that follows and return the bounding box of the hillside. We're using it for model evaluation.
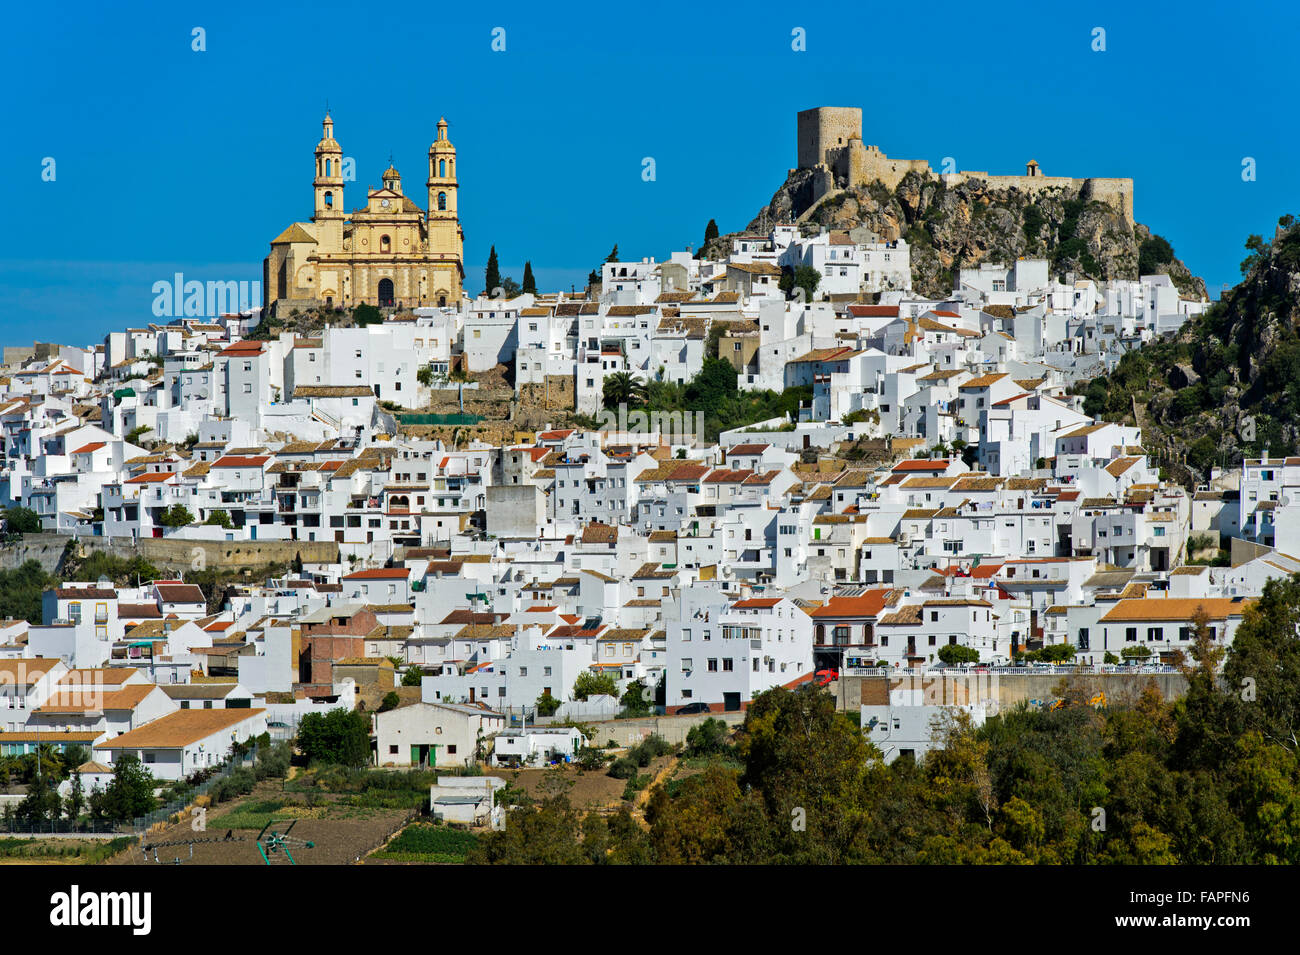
[1076,217,1300,482]
[725,167,1205,300]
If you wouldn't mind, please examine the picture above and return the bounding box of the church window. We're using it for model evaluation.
[438,192,447,211]
[325,158,332,176]
[439,159,446,177]
[380,234,391,253]
[324,191,333,208]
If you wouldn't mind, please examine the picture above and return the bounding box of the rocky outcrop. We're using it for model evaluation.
[744,169,1206,300]
[1079,218,1300,480]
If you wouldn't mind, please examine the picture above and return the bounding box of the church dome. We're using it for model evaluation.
[383,163,401,180]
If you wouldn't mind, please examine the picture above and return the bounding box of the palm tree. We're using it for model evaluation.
[602,372,647,410]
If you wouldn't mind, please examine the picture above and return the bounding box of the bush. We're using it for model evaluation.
[627,734,675,767]
[684,718,730,757]
[937,643,980,666]
[576,747,610,771]
[297,708,371,767]
[254,742,291,781]
[2,506,41,535]
[209,767,257,805]
[572,671,618,702]
[159,504,195,528]
[203,509,233,528]
[607,757,638,780]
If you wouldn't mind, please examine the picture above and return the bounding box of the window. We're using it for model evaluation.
[438,192,447,211]
[707,659,718,672]
[723,658,733,671]
[447,745,457,754]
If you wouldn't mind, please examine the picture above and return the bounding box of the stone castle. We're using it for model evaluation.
[796,106,1134,223]
[263,114,466,317]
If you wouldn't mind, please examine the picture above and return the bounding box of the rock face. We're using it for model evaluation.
[743,169,1206,300]
[1079,219,1300,481]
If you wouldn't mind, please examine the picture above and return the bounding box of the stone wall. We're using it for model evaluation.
[836,670,1188,712]
[2,534,341,574]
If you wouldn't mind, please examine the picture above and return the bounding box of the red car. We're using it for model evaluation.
[814,668,839,686]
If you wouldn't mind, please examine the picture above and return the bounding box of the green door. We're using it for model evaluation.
[411,745,420,765]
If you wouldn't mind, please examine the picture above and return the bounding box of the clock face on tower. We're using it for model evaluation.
[381,198,390,209]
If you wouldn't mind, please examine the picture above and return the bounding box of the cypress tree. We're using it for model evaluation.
[522,261,537,295]
[485,245,501,296]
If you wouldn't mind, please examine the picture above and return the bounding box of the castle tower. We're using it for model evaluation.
[427,117,457,219]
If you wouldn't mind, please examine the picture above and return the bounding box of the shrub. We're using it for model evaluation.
[937,643,980,666]
[203,509,233,528]
[684,718,730,757]
[607,758,638,780]
[576,747,610,771]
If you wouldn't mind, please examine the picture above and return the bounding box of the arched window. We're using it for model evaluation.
[439,159,446,177]
[325,158,332,176]
[437,192,447,211]
[324,191,333,208]
[380,234,391,253]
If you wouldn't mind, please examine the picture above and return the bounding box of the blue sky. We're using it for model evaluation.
[0,0,1293,347]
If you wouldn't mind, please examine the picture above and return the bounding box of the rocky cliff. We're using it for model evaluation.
[1077,218,1300,481]
[735,168,1205,300]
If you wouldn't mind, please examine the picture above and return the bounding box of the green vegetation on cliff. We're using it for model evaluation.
[1076,217,1300,478]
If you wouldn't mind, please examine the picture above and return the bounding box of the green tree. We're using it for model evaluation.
[0,561,55,623]
[522,261,537,295]
[467,795,590,864]
[684,717,730,757]
[353,303,383,326]
[535,691,561,717]
[2,506,41,535]
[572,671,618,702]
[779,265,821,301]
[159,504,194,528]
[296,708,371,767]
[601,372,647,410]
[203,509,233,528]
[937,643,980,665]
[66,768,85,822]
[605,244,619,263]
[619,680,652,718]
[401,666,425,687]
[485,245,501,296]
[699,218,719,257]
[378,691,401,713]
[1138,234,1175,275]
[89,754,156,823]
[17,770,61,824]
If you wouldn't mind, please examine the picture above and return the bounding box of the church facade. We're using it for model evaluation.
[263,114,465,317]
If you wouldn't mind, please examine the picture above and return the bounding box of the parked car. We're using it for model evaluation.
[676,702,711,715]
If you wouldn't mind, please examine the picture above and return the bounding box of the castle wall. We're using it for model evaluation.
[796,106,1135,224]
